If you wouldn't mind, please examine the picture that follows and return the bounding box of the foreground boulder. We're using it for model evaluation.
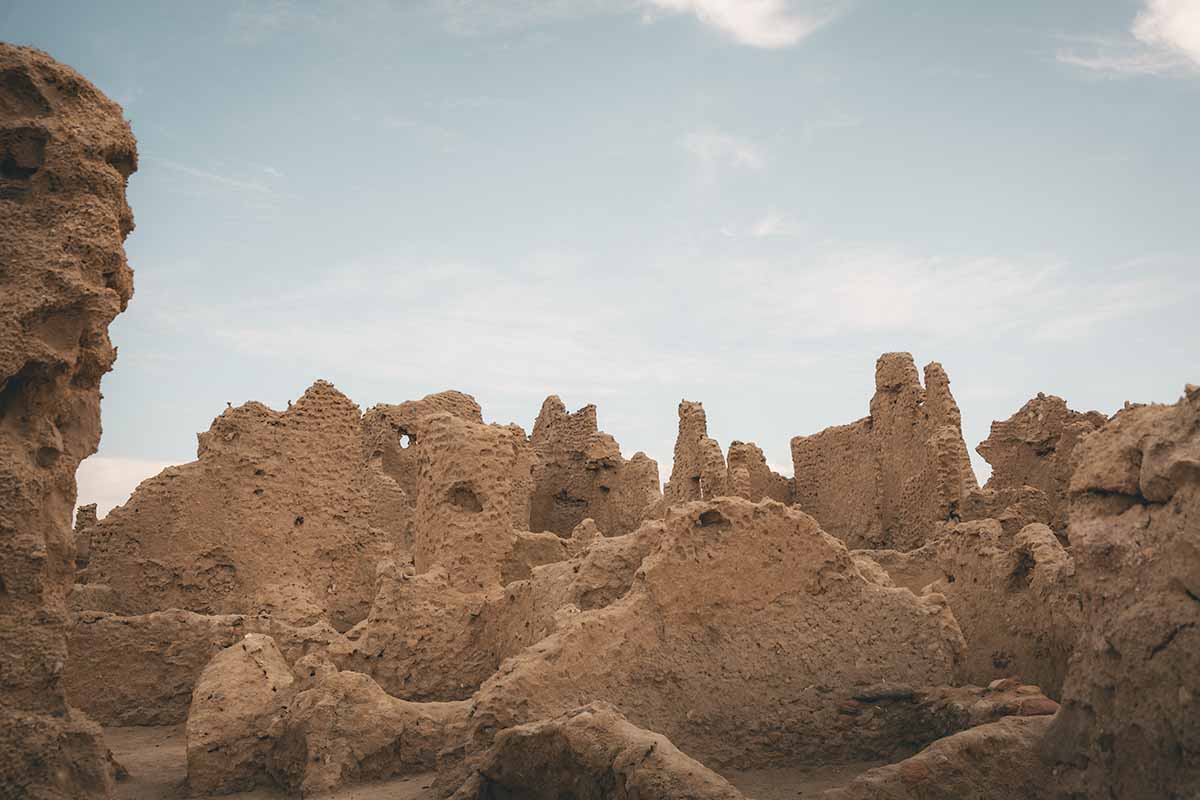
[0,42,137,799]
[452,702,745,800]
[791,353,978,550]
[269,670,469,796]
[186,634,295,794]
[1043,385,1200,798]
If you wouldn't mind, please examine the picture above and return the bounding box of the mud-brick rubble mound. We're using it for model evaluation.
[6,44,1200,800]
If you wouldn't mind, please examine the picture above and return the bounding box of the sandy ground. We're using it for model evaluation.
[105,725,437,799]
[724,762,888,799]
[105,725,882,799]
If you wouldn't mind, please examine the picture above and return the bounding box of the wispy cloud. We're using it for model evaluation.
[645,0,843,48]
[1057,0,1200,77]
[683,129,765,181]
[147,156,281,196]
[77,456,178,517]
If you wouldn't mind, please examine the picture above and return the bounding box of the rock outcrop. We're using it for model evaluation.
[529,396,661,536]
[791,353,978,550]
[466,498,966,771]
[85,381,397,630]
[663,400,730,503]
[1042,386,1200,798]
[452,702,745,800]
[186,634,294,795]
[0,43,136,799]
[726,440,793,503]
[974,393,1106,534]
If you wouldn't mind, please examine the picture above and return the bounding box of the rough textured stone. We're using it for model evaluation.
[466,498,965,771]
[413,412,528,591]
[0,42,136,799]
[269,670,468,796]
[72,503,97,568]
[186,634,295,795]
[1042,386,1200,799]
[663,400,730,504]
[975,393,1106,534]
[823,715,1054,800]
[529,396,661,537]
[791,354,978,550]
[726,440,793,504]
[452,702,746,800]
[86,381,398,630]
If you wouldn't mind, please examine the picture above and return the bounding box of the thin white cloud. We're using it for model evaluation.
[1058,0,1200,77]
[683,129,766,179]
[646,0,841,48]
[77,456,177,518]
[147,156,279,196]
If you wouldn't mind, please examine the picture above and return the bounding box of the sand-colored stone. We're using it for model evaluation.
[975,393,1106,533]
[86,381,397,630]
[1042,386,1200,798]
[823,715,1054,800]
[0,42,136,799]
[268,670,469,796]
[413,412,529,591]
[726,440,794,504]
[451,702,746,800]
[529,396,661,536]
[663,400,730,503]
[466,498,966,770]
[791,354,978,550]
[185,634,294,795]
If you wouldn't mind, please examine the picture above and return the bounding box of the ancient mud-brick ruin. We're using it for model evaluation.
[2,42,1198,800]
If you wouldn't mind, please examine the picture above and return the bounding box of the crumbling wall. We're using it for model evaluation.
[529,396,661,536]
[73,502,97,568]
[466,498,966,771]
[413,412,528,591]
[86,381,396,630]
[726,440,793,503]
[0,43,136,799]
[791,354,977,550]
[1042,386,1200,798]
[974,393,1106,534]
[663,400,729,503]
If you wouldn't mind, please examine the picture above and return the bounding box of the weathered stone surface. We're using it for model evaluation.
[976,393,1106,533]
[823,715,1054,800]
[73,503,97,568]
[1042,386,1200,798]
[269,670,469,796]
[791,354,978,550]
[858,520,1081,698]
[502,529,571,584]
[726,440,793,504]
[413,412,528,591]
[663,400,730,504]
[452,702,746,800]
[186,634,295,795]
[65,609,347,726]
[0,42,136,799]
[466,498,965,770]
[86,381,399,630]
[529,396,661,537]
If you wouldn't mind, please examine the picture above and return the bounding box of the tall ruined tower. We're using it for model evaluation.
[0,44,137,797]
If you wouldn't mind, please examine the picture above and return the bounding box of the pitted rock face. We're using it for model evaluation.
[0,42,136,799]
[86,380,399,629]
[1043,386,1200,799]
[791,353,978,550]
[975,393,1106,534]
[726,440,794,504]
[664,400,729,503]
[529,395,661,537]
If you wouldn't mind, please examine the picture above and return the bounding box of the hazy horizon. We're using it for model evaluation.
[3,0,1197,516]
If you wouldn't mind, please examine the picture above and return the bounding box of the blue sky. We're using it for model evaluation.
[3,0,1197,514]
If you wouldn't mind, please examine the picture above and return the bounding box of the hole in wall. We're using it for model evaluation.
[448,483,483,513]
